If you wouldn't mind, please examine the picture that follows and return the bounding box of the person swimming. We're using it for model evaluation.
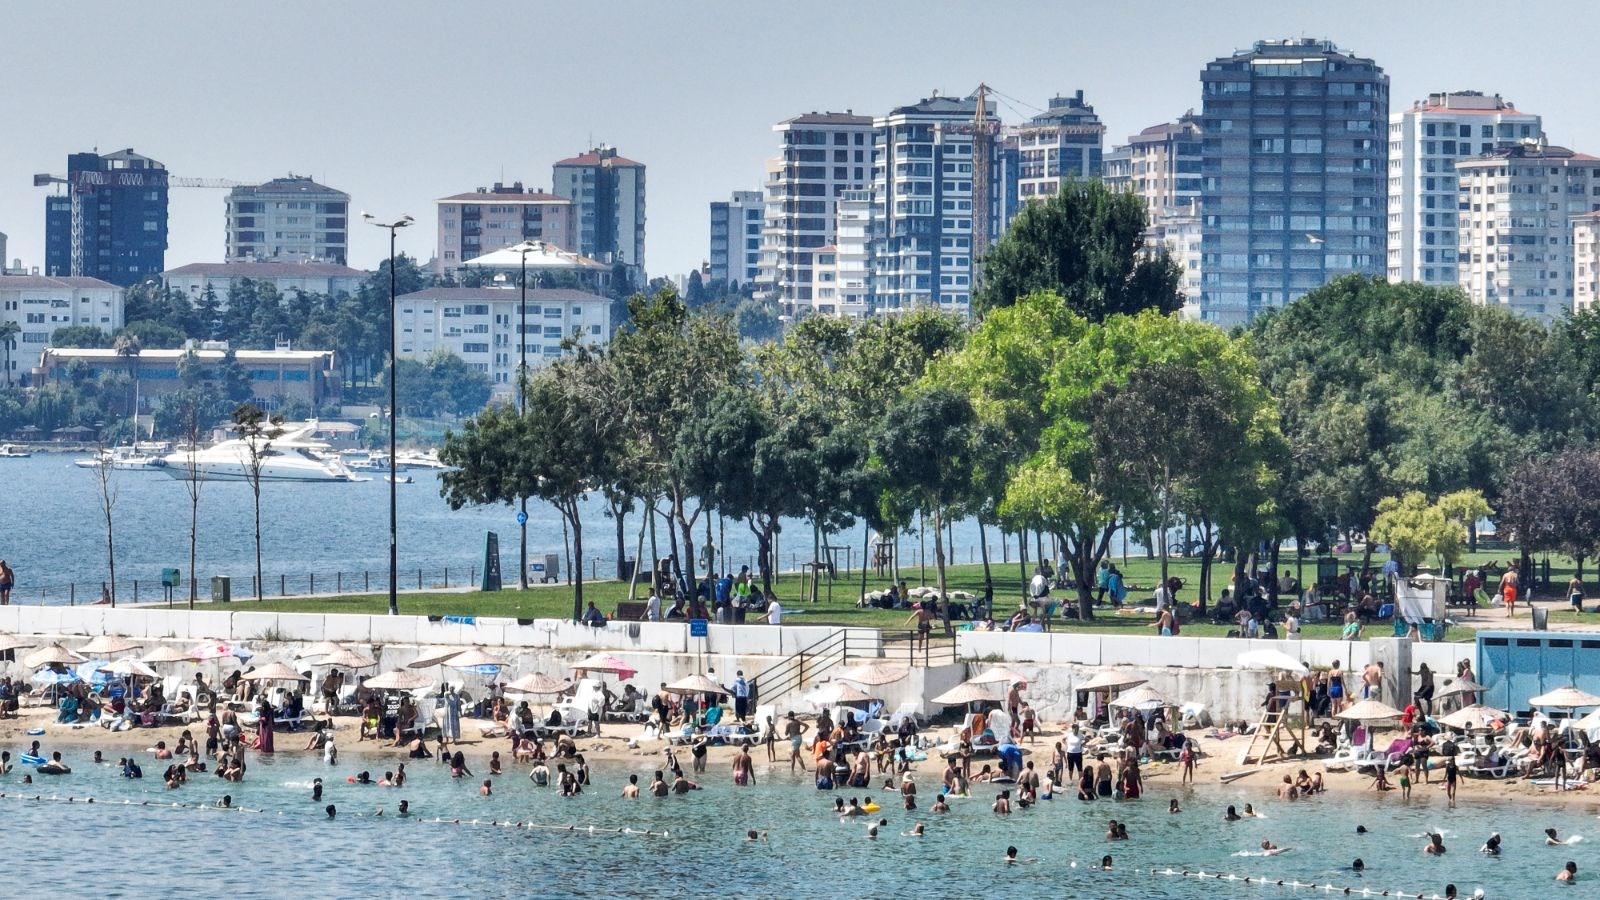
[1169,799,1181,813]
[1556,861,1577,882]
[1223,805,1241,822]
[904,823,925,837]
[312,778,324,801]
[1099,855,1113,870]
[1241,803,1259,817]
[1481,833,1501,855]
[1351,859,1365,873]
[397,800,410,817]
[1424,832,1447,855]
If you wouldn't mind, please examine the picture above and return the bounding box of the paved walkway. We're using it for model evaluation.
[1451,595,1600,632]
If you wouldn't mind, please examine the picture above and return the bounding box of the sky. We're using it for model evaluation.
[3,0,1597,281]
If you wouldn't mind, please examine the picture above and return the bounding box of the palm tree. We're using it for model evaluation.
[0,320,19,387]
[112,333,143,432]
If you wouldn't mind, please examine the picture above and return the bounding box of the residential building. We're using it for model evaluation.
[1576,212,1600,312]
[1148,204,1204,318]
[434,182,576,274]
[832,189,873,317]
[871,93,998,313]
[1102,112,1204,220]
[757,111,875,312]
[37,344,338,411]
[708,190,763,285]
[43,148,169,286]
[1017,90,1105,201]
[0,274,123,384]
[163,260,367,305]
[393,286,612,397]
[994,133,1022,234]
[1456,142,1600,321]
[550,147,646,281]
[1388,91,1543,285]
[1199,39,1389,326]
[225,176,350,264]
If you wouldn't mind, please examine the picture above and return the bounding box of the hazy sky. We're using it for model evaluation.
[3,0,1596,281]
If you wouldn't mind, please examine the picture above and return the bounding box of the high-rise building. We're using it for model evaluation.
[833,189,873,318]
[871,93,997,313]
[1199,39,1389,326]
[43,149,169,286]
[1017,90,1105,202]
[1456,142,1600,321]
[551,147,646,281]
[1388,92,1543,285]
[1102,112,1203,221]
[434,182,576,274]
[757,112,874,312]
[708,190,763,285]
[1575,212,1600,313]
[226,176,350,264]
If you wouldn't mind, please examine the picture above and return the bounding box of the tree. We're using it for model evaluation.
[441,355,618,621]
[1370,490,1492,575]
[1497,449,1600,578]
[974,179,1182,319]
[0,321,17,386]
[112,332,143,428]
[232,403,283,600]
[179,394,208,608]
[43,324,109,349]
[115,320,186,350]
[873,386,978,628]
[90,441,120,605]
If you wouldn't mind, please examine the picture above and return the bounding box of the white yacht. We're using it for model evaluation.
[161,422,364,483]
[396,448,450,470]
[74,443,171,471]
[0,444,30,458]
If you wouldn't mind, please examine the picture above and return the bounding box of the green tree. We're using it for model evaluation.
[47,324,111,349]
[1370,489,1492,574]
[974,179,1182,319]
[1497,449,1600,578]
[116,320,185,350]
[0,320,17,386]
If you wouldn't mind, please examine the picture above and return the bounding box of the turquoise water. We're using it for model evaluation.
[4,746,1595,899]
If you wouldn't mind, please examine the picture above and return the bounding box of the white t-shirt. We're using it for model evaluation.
[645,594,661,621]
[766,600,783,625]
[1065,731,1084,754]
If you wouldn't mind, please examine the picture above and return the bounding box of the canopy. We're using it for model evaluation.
[808,681,874,705]
[314,649,378,670]
[1438,704,1508,730]
[0,634,33,653]
[31,668,80,685]
[240,661,310,682]
[24,642,86,668]
[664,673,728,697]
[74,659,114,686]
[99,657,159,679]
[142,645,198,664]
[408,646,471,669]
[1235,649,1308,676]
[445,648,511,670]
[189,642,252,661]
[296,640,349,660]
[1528,686,1600,709]
[1573,707,1600,731]
[1108,685,1172,711]
[503,672,569,695]
[932,681,1001,706]
[967,665,1028,686]
[572,653,638,680]
[1436,676,1488,698]
[1335,699,1405,722]
[78,634,141,655]
[1078,670,1147,692]
[462,240,609,272]
[836,661,909,686]
[364,669,435,691]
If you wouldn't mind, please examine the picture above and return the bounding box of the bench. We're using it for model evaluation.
[613,601,649,621]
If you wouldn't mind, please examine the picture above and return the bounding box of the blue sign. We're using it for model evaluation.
[516,510,528,526]
[689,618,709,638]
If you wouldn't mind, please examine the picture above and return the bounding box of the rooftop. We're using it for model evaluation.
[397,287,612,304]
[883,93,995,120]
[1457,142,1600,165]
[778,111,874,127]
[231,175,348,198]
[553,148,644,168]
[164,261,367,278]
[0,274,121,291]
[437,189,569,204]
[44,347,334,362]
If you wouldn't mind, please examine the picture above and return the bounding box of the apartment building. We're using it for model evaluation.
[435,183,576,274]
[757,112,874,312]
[0,275,124,384]
[1575,211,1600,312]
[225,176,350,264]
[1017,90,1105,201]
[1103,112,1203,220]
[43,149,168,286]
[163,260,367,305]
[709,190,763,285]
[551,147,646,282]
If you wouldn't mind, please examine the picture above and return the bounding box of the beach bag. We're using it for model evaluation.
[1491,592,1504,607]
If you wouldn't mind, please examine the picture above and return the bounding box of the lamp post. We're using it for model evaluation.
[362,212,413,616]
[508,240,540,591]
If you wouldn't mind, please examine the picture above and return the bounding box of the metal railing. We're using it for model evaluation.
[880,629,958,667]
[7,564,483,607]
[749,629,849,710]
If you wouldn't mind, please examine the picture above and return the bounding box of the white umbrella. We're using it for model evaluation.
[0,634,33,653]
[98,658,158,679]
[1078,670,1147,692]
[504,672,569,695]
[1235,649,1309,676]
[444,648,511,670]
[664,673,729,697]
[296,640,348,660]
[408,646,472,669]
[365,669,435,691]
[967,665,1028,686]
[240,661,311,682]
[1529,686,1600,709]
[142,645,197,664]
[809,681,874,705]
[932,681,1001,706]
[1108,685,1171,711]
[836,661,909,686]
[1436,676,1488,698]
[78,634,141,656]
[24,642,86,668]
[1335,699,1405,722]
[1438,704,1507,731]
[314,649,377,670]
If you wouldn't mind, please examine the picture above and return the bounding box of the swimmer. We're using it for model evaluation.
[1099,855,1113,870]
[648,771,668,797]
[1424,832,1447,855]
[1356,825,1368,834]
[218,795,232,809]
[1481,833,1501,855]
[993,790,1011,815]
[1106,819,1125,841]
[932,793,949,813]
[1223,805,1241,822]
[622,774,640,798]
[1170,799,1181,813]
[373,806,383,817]
[1242,803,1259,817]
[1351,858,1365,873]
[312,778,323,802]
[1557,861,1577,882]
[1260,839,1291,856]
[92,751,103,765]
[1544,827,1576,846]
[1004,846,1018,863]
[325,804,337,819]
[530,763,550,786]
[480,779,492,796]
[842,797,864,818]
[905,822,925,837]
[746,829,767,841]
[867,822,879,839]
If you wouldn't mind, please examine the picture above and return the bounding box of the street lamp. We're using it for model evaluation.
[362,211,413,616]
[507,240,541,591]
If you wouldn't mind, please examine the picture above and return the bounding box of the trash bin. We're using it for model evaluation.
[619,558,637,583]
[1532,606,1549,631]
[211,576,231,603]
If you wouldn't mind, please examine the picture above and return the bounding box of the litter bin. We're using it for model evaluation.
[211,576,232,603]
[1532,606,1549,631]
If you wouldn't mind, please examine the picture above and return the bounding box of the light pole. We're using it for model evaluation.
[508,240,541,591]
[363,212,413,616]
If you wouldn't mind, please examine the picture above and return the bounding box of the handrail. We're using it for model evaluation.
[749,628,849,709]
[881,629,958,667]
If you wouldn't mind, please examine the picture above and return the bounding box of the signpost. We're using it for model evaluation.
[160,568,181,607]
[690,618,709,671]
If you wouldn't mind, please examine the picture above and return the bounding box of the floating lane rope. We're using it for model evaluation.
[1148,867,1475,899]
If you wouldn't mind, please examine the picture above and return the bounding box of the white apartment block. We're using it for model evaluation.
[1147,208,1203,318]
[831,189,872,317]
[435,183,576,274]
[1456,142,1600,322]
[394,286,611,397]
[226,176,350,265]
[0,275,123,383]
[1572,212,1600,311]
[1017,90,1105,201]
[164,260,366,305]
[758,112,874,314]
[708,190,763,285]
[1102,112,1203,221]
[1388,92,1543,285]
[872,94,995,313]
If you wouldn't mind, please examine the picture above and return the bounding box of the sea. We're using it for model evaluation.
[0,453,1058,604]
[5,749,1592,899]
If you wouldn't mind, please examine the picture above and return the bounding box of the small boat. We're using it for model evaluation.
[75,445,168,471]
[395,448,450,470]
[386,473,415,484]
[0,444,31,458]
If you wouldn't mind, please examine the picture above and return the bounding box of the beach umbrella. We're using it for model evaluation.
[1438,704,1508,731]
[1078,670,1147,692]
[504,672,569,695]
[364,669,435,691]
[314,648,377,670]
[808,681,874,706]
[1235,649,1308,676]
[407,646,472,669]
[1572,707,1600,732]
[74,659,114,687]
[31,668,81,685]
[967,665,1028,686]
[0,634,34,653]
[932,681,1001,706]
[444,648,511,670]
[836,661,909,686]
[24,642,86,668]
[99,658,159,679]
[572,653,638,680]
[296,641,349,660]
[1109,685,1172,711]
[1528,686,1600,710]
[664,673,729,697]
[1335,699,1405,722]
[78,634,141,656]
[189,642,253,662]
[1436,676,1488,698]
[142,645,197,664]
[240,661,311,682]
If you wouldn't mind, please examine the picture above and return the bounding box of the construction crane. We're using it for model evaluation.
[944,84,1000,280]
[32,173,245,189]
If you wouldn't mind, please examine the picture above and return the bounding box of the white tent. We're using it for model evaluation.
[462,241,611,274]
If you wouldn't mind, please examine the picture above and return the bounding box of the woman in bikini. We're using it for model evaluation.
[1328,660,1347,714]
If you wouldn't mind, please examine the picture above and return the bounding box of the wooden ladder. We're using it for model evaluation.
[1238,708,1297,766]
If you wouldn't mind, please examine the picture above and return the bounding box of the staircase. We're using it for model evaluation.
[748,629,850,709]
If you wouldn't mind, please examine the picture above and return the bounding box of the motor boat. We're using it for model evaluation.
[161,422,365,483]
[74,444,170,471]
[345,451,398,472]
[0,444,30,458]
[386,473,415,484]
[395,448,450,470]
